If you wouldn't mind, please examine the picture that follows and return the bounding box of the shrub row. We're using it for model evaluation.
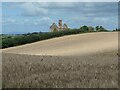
[1,28,108,49]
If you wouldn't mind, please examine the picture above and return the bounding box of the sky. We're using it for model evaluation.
[2,2,118,34]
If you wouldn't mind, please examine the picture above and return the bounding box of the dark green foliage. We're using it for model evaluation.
[80,25,89,32]
[95,26,99,31]
[2,38,15,48]
[113,28,120,32]
[95,26,108,32]
[1,26,109,49]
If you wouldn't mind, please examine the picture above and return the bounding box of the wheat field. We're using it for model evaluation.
[3,50,118,88]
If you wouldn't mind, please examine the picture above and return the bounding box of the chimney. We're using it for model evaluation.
[59,20,62,30]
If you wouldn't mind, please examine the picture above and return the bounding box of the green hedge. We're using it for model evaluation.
[1,28,108,49]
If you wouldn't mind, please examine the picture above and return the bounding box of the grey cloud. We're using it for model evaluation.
[64,2,118,17]
[17,2,118,17]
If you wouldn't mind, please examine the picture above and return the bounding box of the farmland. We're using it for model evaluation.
[2,32,118,88]
[2,50,118,88]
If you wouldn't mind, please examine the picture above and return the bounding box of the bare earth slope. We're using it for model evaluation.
[2,32,118,56]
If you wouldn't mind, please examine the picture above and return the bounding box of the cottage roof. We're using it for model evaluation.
[63,23,68,28]
[50,23,58,29]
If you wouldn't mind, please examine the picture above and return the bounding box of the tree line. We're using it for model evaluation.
[1,25,118,49]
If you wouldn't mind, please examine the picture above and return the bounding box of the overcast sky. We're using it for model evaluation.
[2,2,118,34]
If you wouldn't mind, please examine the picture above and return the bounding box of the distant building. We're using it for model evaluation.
[50,20,68,32]
[63,23,68,30]
[50,23,59,32]
[59,20,62,30]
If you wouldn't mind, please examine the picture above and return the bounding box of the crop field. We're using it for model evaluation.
[2,50,118,88]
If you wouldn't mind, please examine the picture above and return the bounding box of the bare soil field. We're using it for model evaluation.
[2,50,118,88]
[3,32,118,56]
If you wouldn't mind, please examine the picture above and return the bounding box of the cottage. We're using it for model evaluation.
[50,20,68,32]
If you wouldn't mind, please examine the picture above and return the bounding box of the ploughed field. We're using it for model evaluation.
[3,32,118,56]
[2,32,118,88]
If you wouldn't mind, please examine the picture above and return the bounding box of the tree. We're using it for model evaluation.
[80,25,89,32]
[99,26,107,31]
[95,26,99,31]
[116,28,118,31]
[95,26,107,32]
